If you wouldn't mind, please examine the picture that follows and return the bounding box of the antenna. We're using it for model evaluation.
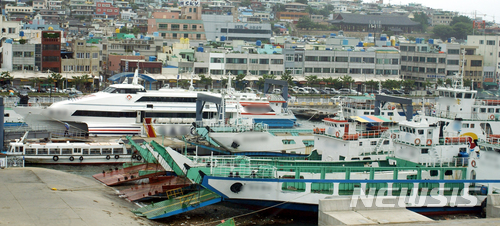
[132,68,139,85]
[189,70,194,91]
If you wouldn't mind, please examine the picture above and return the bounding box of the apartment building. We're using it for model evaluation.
[61,39,101,76]
[399,42,461,85]
[2,42,36,72]
[5,5,34,14]
[202,14,272,42]
[41,30,61,73]
[70,0,95,16]
[95,1,119,17]
[467,35,500,74]
[431,12,457,26]
[193,52,285,77]
[148,6,206,40]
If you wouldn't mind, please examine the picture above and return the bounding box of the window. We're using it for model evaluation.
[313,68,322,73]
[335,68,347,73]
[305,68,313,73]
[439,58,446,63]
[286,54,294,62]
[487,40,495,45]
[335,57,348,62]
[271,59,283,64]
[158,24,168,29]
[8,28,15,33]
[471,60,482,66]
[250,59,258,64]
[359,142,363,146]
[438,68,445,74]
[401,56,407,61]
[323,68,330,73]
[400,46,408,51]
[171,24,179,30]
[192,25,196,30]
[92,53,98,58]
[427,57,436,63]
[370,141,377,145]
[184,33,188,38]
[427,68,436,73]
[183,25,188,30]
[350,57,361,63]
[210,58,224,63]
[448,49,460,54]
[362,69,373,74]
[363,57,374,63]
[24,52,34,57]
[85,53,90,58]
[42,56,58,61]
[349,68,361,74]
[305,56,318,61]
[447,60,459,65]
[480,40,484,44]
[392,58,399,65]
[408,46,416,52]
[196,34,201,39]
[13,51,23,57]
[259,59,269,64]
[419,57,426,62]
[319,56,330,62]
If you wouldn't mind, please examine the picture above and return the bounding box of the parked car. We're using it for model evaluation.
[310,88,321,94]
[20,85,36,93]
[273,88,281,94]
[380,89,393,94]
[297,88,309,94]
[339,88,360,95]
[392,90,404,95]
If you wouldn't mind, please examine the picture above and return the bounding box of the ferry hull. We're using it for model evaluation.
[2,154,138,164]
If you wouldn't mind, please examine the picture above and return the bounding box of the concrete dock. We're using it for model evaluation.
[0,167,153,226]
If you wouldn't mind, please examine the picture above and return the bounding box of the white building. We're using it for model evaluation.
[2,42,36,72]
[120,9,138,20]
[5,5,34,14]
[467,35,500,77]
[0,16,23,40]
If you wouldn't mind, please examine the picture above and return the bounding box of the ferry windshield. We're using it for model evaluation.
[103,87,145,94]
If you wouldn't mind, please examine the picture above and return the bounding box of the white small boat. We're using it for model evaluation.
[1,132,140,164]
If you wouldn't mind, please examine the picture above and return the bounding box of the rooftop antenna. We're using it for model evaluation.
[226,72,233,94]
[132,65,139,85]
[189,70,194,91]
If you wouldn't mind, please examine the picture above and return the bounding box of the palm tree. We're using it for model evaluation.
[280,70,294,87]
[49,72,64,90]
[305,75,318,87]
[235,73,246,90]
[256,74,277,91]
[340,75,354,88]
[199,74,213,89]
[365,80,379,91]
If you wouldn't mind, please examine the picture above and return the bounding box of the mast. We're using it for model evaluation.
[227,72,232,94]
[189,71,194,91]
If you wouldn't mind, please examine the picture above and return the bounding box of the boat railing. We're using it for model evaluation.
[422,157,471,167]
[208,163,277,179]
[0,155,24,168]
[3,96,66,105]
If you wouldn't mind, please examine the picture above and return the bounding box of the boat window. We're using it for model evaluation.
[480,108,486,113]
[439,91,444,96]
[418,130,424,135]
[26,148,36,155]
[62,148,72,155]
[473,108,477,112]
[496,109,500,113]
[113,148,122,154]
[102,148,112,154]
[381,112,385,115]
[421,149,428,154]
[364,112,369,115]
[371,141,377,145]
[74,148,81,154]
[370,112,374,115]
[456,93,463,98]
[282,140,296,144]
[103,87,116,93]
[311,183,334,195]
[465,93,472,98]
[388,112,394,116]
[489,108,495,113]
[430,170,439,177]
[38,148,48,155]
[459,148,467,152]
[445,92,450,97]
[115,88,144,94]
[470,124,475,128]
[137,97,197,103]
[82,149,89,155]
[49,148,59,155]
[462,124,469,128]
[383,140,390,145]
[359,142,363,146]
[412,128,415,134]
[90,148,100,155]
[444,170,453,176]
[340,124,344,127]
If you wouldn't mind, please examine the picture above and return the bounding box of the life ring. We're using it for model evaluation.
[114,155,120,159]
[490,115,495,120]
[414,138,421,145]
[126,95,132,100]
[106,155,110,160]
[391,133,396,139]
[471,160,477,168]
[136,155,142,161]
[336,131,340,137]
[426,139,432,146]
[79,156,84,161]
[132,154,137,159]
[387,105,391,110]
[53,156,59,161]
[69,156,74,161]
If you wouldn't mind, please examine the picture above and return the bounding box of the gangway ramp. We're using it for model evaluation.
[126,136,158,164]
[196,127,222,148]
[143,142,173,172]
[133,188,221,219]
[148,140,198,178]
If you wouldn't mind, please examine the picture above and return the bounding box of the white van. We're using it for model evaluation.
[20,85,36,92]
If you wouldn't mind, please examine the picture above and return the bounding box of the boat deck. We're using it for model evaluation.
[119,175,192,201]
[92,163,166,186]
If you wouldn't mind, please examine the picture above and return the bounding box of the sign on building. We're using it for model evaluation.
[179,0,199,6]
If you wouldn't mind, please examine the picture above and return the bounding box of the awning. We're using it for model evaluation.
[484,82,498,86]
[350,115,393,123]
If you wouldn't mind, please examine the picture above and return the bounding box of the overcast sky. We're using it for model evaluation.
[392,0,498,23]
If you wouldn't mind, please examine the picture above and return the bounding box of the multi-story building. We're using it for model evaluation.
[95,1,119,17]
[46,0,62,11]
[120,59,162,74]
[202,14,272,42]
[148,6,206,40]
[121,9,138,20]
[399,42,461,86]
[103,37,164,57]
[5,5,34,14]
[430,12,457,26]
[61,39,101,76]
[284,2,307,11]
[0,15,23,40]
[33,0,46,10]
[41,30,61,73]
[467,35,500,79]
[461,45,484,87]
[284,45,401,82]
[70,0,95,16]
[2,42,36,72]
[329,13,421,33]
[276,12,309,21]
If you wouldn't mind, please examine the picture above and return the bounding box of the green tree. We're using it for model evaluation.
[295,0,307,5]
[235,73,246,90]
[0,71,13,87]
[120,27,129,34]
[365,80,379,91]
[450,15,472,26]
[452,22,473,40]
[199,74,213,89]
[280,70,294,86]
[272,3,286,12]
[432,25,454,40]
[29,77,41,91]
[72,74,91,91]
[131,27,141,35]
[178,80,190,89]
[340,75,354,88]
[402,79,416,91]
[445,78,453,86]
[240,0,251,7]
[411,12,429,31]
[49,72,64,89]
[437,79,444,86]
[305,75,318,87]
[296,17,314,30]
[464,79,472,87]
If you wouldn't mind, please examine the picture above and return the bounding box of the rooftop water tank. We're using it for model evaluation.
[149,56,156,61]
[368,33,372,37]
[447,38,452,43]
[256,40,262,46]
[342,39,348,45]
[357,41,363,47]
[330,33,336,36]
[153,32,159,37]
[220,36,226,41]
[20,31,24,37]
[428,38,434,44]
[89,33,94,38]
[197,46,204,52]
[322,35,326,38]
[5,39,12,44]
[380,36,387,41]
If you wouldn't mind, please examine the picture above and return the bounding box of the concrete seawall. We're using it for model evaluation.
[0,167,153,225]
